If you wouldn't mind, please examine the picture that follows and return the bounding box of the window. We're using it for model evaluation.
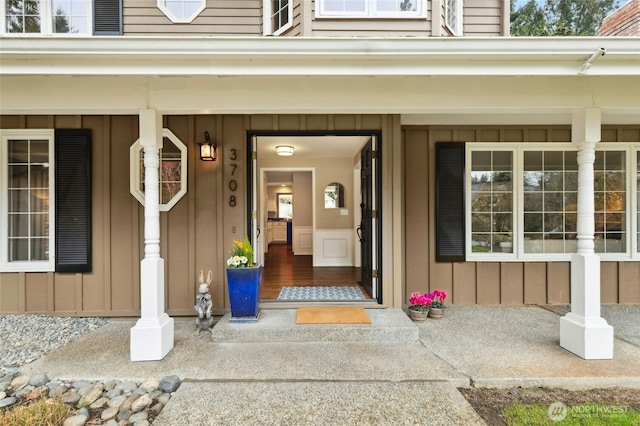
[465,143,638,262]
[265,0,293,35]
[278,193,293,219]
[470,150,513,254]
[317,0,423,18]
[445,0,462,35]
[3,0,92,34]
[1,130,55,271]
[130,129,187,212]
[157,0,205,23]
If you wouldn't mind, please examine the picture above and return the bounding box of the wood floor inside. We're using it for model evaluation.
[261,243,370,300]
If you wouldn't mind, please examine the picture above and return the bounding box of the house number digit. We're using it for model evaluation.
[228,149,238,207]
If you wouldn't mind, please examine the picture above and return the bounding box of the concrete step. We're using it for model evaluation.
[210,308,419,343]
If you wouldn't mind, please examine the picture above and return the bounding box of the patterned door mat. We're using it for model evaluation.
[277,286,366,301]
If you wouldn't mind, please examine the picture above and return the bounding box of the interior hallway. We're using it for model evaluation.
[260,243,368,300]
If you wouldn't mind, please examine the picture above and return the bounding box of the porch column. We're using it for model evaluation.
[130,109,175,361]
[559,108,613,359]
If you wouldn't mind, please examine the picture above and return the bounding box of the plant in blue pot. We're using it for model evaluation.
[226,235,262,322]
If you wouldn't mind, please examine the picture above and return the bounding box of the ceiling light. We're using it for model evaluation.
[276,145,294,156]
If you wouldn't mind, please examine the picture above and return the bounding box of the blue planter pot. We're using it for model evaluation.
[226,266,262,322]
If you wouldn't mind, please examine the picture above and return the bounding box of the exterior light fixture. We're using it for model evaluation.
[198,131,217,161]
[276,145,294,156]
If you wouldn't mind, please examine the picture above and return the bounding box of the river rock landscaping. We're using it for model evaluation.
[0,315,180,425]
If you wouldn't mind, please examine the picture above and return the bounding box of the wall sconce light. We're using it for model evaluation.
[276,145,294,156]
[198,131,217,161]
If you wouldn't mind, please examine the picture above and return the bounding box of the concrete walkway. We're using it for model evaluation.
[19,305,640,425]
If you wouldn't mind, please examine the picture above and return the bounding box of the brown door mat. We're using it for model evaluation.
[296,307,371,324]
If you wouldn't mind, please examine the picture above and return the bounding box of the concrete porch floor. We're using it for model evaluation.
[18,305,640,425]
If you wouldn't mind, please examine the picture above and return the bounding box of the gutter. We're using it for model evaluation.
[0,36,639,77]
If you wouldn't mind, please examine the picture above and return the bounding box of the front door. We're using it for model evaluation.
[358,136,379,301]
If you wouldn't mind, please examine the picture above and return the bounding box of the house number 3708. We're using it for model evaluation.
[228,148,238,207]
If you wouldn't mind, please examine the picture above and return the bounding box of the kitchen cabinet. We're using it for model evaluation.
[272,221,287,242]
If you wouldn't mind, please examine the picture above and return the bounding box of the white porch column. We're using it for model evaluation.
[559,108,613,359]
[130,109,175,361]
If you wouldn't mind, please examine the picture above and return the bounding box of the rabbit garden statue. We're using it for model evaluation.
[194,270,214,334]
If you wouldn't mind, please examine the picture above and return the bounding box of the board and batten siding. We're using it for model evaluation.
[404,125,640,306]
[122,0,262,35]
[0,114,227,316]
[0,114,399,316]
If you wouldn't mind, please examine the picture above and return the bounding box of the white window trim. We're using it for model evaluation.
[264,0,294,36]
[466,142,639,262]
[1,0,92,36]
[0,129,55,272]
[444,0,463,36]
[157,0,205,24]
[130,128,187,212]
[315,0,426,19]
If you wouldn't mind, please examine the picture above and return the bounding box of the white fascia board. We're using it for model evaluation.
[1,36,639,77]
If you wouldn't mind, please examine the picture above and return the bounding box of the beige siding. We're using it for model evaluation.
[404,125,640,305]
[463,0,503,36]
[123,0,262,36]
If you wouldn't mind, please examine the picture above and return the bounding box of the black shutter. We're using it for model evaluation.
[55,129,92,273]
[94,0,122,35]
[435,142,465,262]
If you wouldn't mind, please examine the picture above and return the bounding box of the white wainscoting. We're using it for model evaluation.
[313,229,354,267]
[293,226,313,255]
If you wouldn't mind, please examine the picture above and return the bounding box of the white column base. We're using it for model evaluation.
[560,313,613,359]
[559,253,614,359]
[130,313,175,361]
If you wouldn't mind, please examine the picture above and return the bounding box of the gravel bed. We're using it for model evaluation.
[0,314,107,372]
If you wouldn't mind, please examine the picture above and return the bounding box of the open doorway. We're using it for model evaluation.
[248,132,382,304]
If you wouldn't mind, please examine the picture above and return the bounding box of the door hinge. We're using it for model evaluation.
[372,270,379,278]
[372,150,378,159]
[372,210,378,218]
[252,211,257,219]
[252,151,257,160]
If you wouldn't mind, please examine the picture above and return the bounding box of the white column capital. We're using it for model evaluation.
[139,109,163,148]
[572,108,601,146]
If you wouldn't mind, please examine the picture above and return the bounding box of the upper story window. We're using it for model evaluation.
[130,129,187,212]
[158,0,205,23]
[265,0,293,35]
[316,0,424,18]
[445,0,462,35]
[3,0,91,34]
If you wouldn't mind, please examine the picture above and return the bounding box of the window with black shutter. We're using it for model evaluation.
[435,142,465,262]
[55,129,92,272]
[94,0,123,35]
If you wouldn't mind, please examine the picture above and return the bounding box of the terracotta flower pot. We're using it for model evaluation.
[408,308,428,321]
[428,307,445,319]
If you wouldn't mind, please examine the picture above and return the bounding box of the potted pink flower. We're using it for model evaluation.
[407,292,433,321]
[427,289,447,319]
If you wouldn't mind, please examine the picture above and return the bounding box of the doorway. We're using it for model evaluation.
[248,132,382,303]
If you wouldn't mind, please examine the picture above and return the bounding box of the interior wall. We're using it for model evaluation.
[293,172,313,226]
[259,157,354,230]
